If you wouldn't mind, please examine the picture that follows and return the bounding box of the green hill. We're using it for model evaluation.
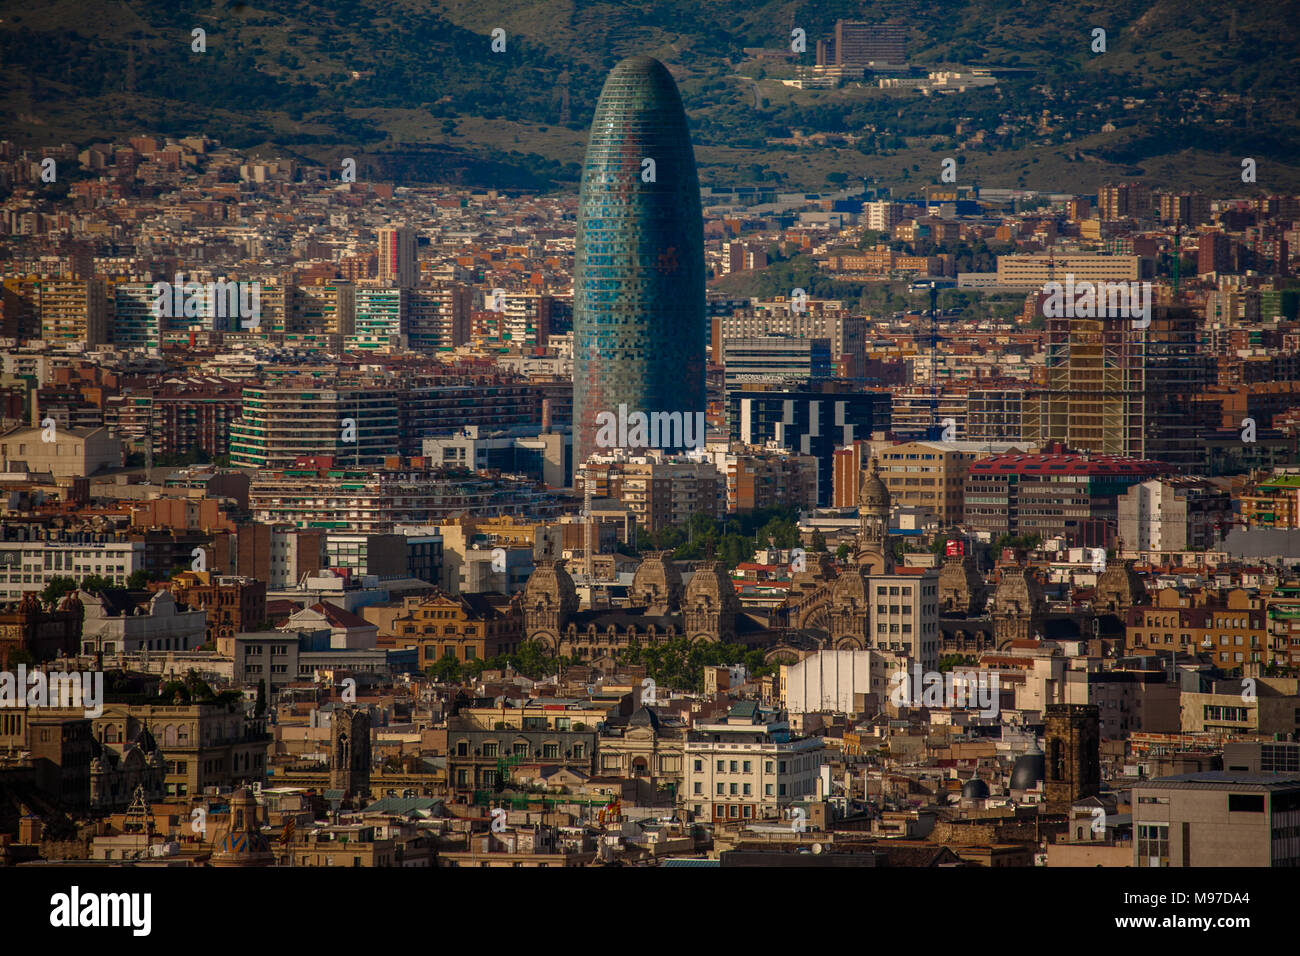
[2,0,1298,192]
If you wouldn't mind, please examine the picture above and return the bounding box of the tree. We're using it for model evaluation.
[80,574,117,594]
[40,576,77,604]
[427,653,462,683]
[127,569,154,589]
[836,543,851,561]
[810,531,827,553]
[255,679,267,716]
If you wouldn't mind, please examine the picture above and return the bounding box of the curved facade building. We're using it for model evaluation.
[572,55,706,465]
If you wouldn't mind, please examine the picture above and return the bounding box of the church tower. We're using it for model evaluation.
[855,458,893,575]
[1044,704,1100,814]
[330,707,371,803]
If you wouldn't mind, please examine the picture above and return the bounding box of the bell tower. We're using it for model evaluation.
[330,707,371,803]
[855,458,893,575]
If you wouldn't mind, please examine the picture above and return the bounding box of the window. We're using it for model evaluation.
[729,760,738,772]
[716,759,725,772]
[1137,824,1169,867]
[482,743,498,757]
[1228,793,1265,813]
[743,761,751,773]
[694,760,703,772]
[543,744,559,760]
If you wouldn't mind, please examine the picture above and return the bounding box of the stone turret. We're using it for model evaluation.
[629,552,683,614]
[684,562,739,642]
[939,552,987,616]
[522,558,579,637]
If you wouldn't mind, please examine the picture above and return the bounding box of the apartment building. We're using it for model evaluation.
[37,278,107,344]
[250,466,564,533]
[1241,473,1300,529]
[713,308,864,377]
[875,440,1027,525]
[377,225,417,287]
[1180,677,1300,736]
[864,570,941,671]
[168,570,267,643]
[1126,587,1268,670]
[683,701,827,824]
[995,254,1140,287]
[228,383,400,470]
[964,448,1169,548]
[1117,477,1233,553]
[577,456,724,533]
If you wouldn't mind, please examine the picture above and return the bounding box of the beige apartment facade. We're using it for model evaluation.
[0,425,121,477]
[874,440,1028,525]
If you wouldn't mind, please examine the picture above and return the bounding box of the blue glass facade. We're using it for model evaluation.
[573,56,706,464]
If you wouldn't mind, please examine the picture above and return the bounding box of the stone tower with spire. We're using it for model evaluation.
[855,458,894,575]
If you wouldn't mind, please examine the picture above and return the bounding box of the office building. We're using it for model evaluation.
[572,56,706,464]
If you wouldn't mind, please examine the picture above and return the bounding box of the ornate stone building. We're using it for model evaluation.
[775,459,907,661]
[210,785,274,867]
[89,725,166,811]
[594,705,686,803]
[521,552,759,658]
[0,592,82,667]
[939,552,987,617]
[1094,560,1147,616]
[991,565,1047,645]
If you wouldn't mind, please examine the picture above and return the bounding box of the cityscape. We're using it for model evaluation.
[1,1,1297,909]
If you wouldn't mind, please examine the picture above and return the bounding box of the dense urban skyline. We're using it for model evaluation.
[0,7,1297,919]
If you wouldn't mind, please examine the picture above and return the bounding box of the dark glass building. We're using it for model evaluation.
[572,56,706,465]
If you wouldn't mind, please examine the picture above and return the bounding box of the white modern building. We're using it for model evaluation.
[781,649,898,715]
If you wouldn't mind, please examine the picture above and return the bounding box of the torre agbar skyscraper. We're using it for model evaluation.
[572,55,706,465]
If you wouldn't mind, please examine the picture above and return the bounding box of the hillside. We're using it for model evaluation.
[2,0,1298,192]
